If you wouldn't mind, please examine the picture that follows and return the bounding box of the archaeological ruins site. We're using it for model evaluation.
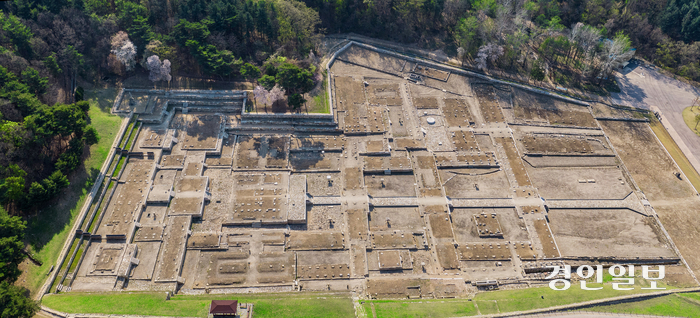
[48,42,700,299]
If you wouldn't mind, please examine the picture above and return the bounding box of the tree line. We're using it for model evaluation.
[0,44,99,214]
[0,209,37,318]
[1,7,103,316]
[304,0,699,84]
[3,0,699,91]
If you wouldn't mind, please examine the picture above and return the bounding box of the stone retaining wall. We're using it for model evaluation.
[38,113,133,298]
[334,41,590,107]
[595,117,650,122]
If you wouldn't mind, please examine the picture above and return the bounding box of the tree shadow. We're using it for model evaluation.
[613,73,649,107]
[122,73,251,90]
[24,146,101,252]
[618,63,639,76]
[271,99,291,113]
[85,88,119,113]
[289,138,330,170]
[183,114,221,142]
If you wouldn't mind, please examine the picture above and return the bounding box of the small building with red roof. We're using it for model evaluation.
[208,300,253,318]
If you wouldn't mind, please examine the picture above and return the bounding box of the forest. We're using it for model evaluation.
[0,0,699,315]
[2,0,699,97]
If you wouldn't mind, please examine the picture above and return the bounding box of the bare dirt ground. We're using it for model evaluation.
[600,121,694,200]
[547,208,674,258]
[601,120,700,282]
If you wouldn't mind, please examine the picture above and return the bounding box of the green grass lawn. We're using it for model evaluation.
[84,180,112,233]
[120,121,135,148]
[124,122,141,150]
[474,300,499,315]
[42,292,356,318]
[473,276,674,314]
[682,106,700,137]
[361,274,680,318]
[650,117,700,192]
[43,274,682,318]
[47,237,79,292]
[21,89,123,296]
[585,293,700,317]
[364,299,477,318]
[80,179,105,231]
[40,267,690,318]
[67,243,86,272]
[48,287,697,318]
[113,155,126,175]
[305,72,330,114]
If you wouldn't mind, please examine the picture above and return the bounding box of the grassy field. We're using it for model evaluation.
[42,292,355,318]
[305,72,330,114]
[649,117,700,192]
[365,299,477,318]
[361,274,680,317]
[474,300,499,315]
[472,282,669,313]
[42,271,689,318]
[19,89,123,296]
[585,292,700,317]
[682,106,700,137]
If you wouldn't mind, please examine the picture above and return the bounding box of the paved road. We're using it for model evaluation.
[611,60,700,175]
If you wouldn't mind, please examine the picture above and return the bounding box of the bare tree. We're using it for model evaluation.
[110,31,129,50]
[495,0,513,39]
[570,23,601,59]
[209,31,228,50]
[596,32,635,83]
[564,22,603,78]
[457,47,466,66]
[514,0,533,22]
[476,11,496,45]
[476,43,505,71]
[442,0,469,26]
[111,31,137,71]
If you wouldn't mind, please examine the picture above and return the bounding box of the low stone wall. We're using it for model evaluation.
[332,41,590,107]
[37,113,132,299]
[240,110,334,123]
[241,112,334,120]
[595,117,650,122]
[111,89,126,113]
